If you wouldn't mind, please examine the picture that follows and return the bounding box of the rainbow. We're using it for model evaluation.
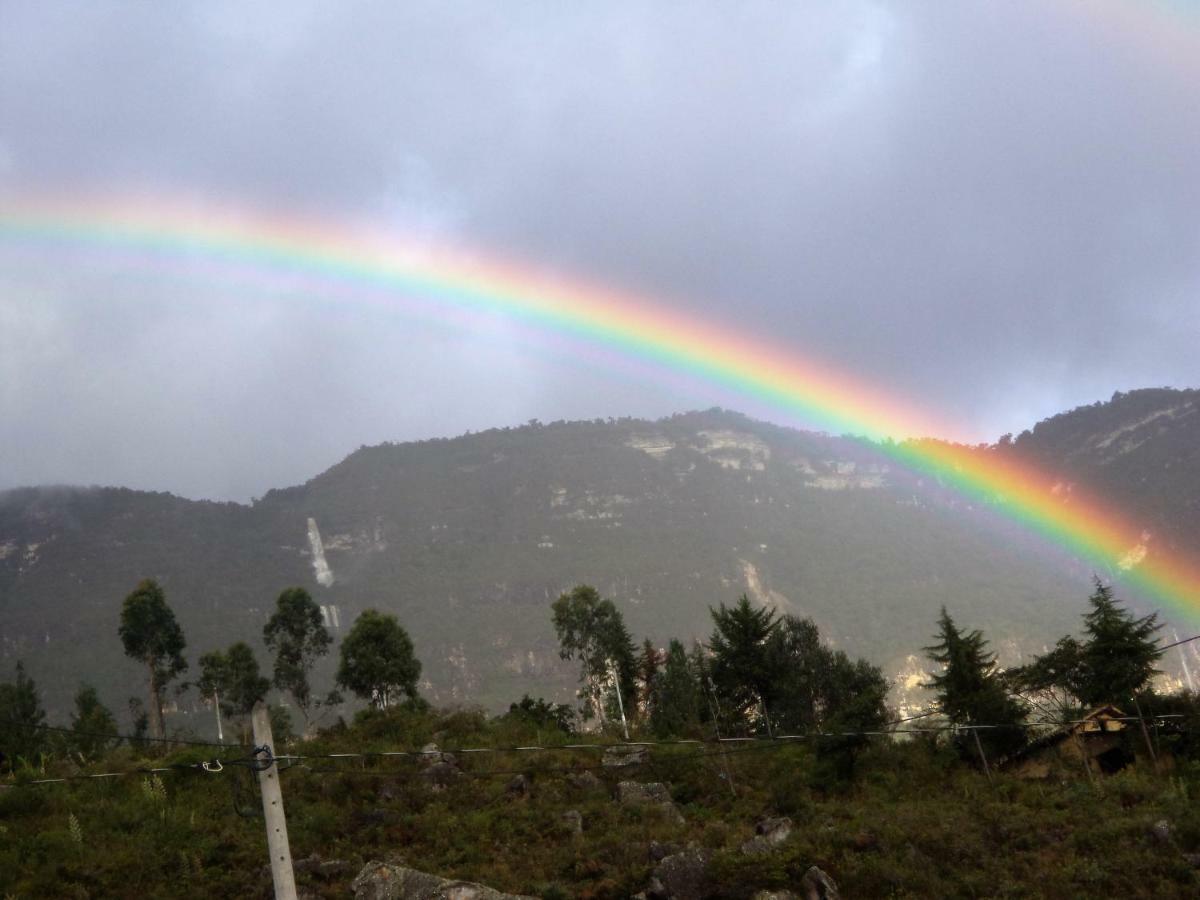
[2,192,1198,623]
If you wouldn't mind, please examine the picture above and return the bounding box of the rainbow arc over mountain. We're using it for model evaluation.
[2,193,1198,624]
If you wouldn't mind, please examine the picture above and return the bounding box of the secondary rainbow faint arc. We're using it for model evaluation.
[1,194,1198,624]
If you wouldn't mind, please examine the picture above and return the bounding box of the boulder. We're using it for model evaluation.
[648,840,683,862]
[618,781,672,804]
[505,774,530,797]
[603,745,650,768]
[799,866,840,900]
[617,781,685,825]
[741,816,793,855]
[650,847,714,900]
[566,770,602,790]
[351,859,536,900]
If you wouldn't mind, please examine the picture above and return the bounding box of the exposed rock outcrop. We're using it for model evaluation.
[603,745,649,768]
[351,859,535,900]
[741,816,793,855]
[617,781,685,824]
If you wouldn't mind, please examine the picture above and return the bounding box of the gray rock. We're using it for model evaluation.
[566,770,602,790]
[648,840,683,862]
[351,859,536,899]
[741,816,793,855]
[505,773,530,796]
[603,745,650,768]
[561,809,583,835]
[799,865,840,900]
[618,781,672,804]
[652,847,713,900]
[617,781,684,825]
[751,893,800,900]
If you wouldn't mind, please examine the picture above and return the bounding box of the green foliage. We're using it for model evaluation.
[925,607,1027,760]
[118,579,187,740]
[269,704,296,745]
[550,585,637,723]
[502,695,575,735]
[263,587,332,725]
[1078,580,1162,705]
[708,595,781,732]
[3,700,1200,899]
[196,642,270,744]
[336,609,421,709]
[0,661,47,764]
[67,684,118,760]
[649,639,701,738]
[1015,580,1164,712]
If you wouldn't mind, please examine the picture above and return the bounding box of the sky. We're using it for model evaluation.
[1,1,1198,502]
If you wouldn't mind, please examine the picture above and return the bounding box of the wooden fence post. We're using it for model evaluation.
[252,701,298,900]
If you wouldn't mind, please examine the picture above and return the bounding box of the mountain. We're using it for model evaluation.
[3,390,1198,729]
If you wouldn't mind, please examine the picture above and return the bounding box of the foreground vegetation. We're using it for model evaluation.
[3,701,1200,899]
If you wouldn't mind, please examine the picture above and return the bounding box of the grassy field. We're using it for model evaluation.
[3,706,1200,898]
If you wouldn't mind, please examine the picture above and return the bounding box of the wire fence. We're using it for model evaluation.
[3,711,1188,788]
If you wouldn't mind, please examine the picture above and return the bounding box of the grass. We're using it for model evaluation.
[2,708,1200,898]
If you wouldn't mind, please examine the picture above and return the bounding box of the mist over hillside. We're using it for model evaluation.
[2,388,1197,729]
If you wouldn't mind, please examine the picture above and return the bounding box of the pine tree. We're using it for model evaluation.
[925,607,1026,760]
[1077,579,1161,706]
[709,594,781,735]
[650,639,701,738]
[0,661,47,763]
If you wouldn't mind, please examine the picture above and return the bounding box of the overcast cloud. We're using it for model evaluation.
[2,1,1198,500]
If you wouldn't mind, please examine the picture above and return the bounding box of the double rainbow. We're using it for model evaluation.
[2,193,1197,623]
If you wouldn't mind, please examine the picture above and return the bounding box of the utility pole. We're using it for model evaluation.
[251,701,297,900]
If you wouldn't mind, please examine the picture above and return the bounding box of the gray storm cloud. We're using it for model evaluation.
[1,0,1197,500]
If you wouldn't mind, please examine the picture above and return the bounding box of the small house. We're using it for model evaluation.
[1003,705,1133,779]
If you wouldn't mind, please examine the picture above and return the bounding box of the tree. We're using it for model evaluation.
[1077,579,1161,706]
[638,638,661,721]
[708,595,782,735]
[336,609,421,709]
[550,585,637,724]
[650,639,702,738]
[68,684,118,760]
[1014,580,1163,712]
[815,652,890,780]
[197,643,270,742]
[0,661,47,763]
[118,579,187,740]
[925,607,1026,760]
[263,587,332,728]
[503,695,576,735]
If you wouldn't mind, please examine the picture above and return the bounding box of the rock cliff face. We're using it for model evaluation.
[2,393,1196,723]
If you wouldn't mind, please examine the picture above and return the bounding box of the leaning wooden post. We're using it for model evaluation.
[251,701,298,900]
[1131,695,1159,772]
[970,727,994,784]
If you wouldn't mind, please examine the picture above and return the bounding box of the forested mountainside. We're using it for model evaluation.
[2,390,1196,726]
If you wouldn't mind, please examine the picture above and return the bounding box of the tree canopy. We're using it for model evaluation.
[336,609,421,709]
[263,587,332,724]
[118,579,187,740]
[551,585,637,724]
